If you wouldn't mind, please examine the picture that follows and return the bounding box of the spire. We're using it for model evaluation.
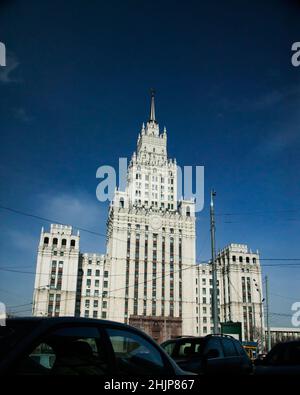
[149,88,156,122]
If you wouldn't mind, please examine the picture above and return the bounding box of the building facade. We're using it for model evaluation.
[195,244,264,344]
[33,93,265,344]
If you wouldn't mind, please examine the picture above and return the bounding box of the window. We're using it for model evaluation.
[53,238,58,245]
[178,342,193,357]
[163,342,176,357]
[204,338,223,358]
[44,237,49,244]
[16,326,109,375]
[107,328,165,375]
[222,338,238,357]
[93,311,98,318]
[103,281,108,288]
[239,256,243,263]
[70,239,76,247]
[62,239,67,247]
[232,255,236,262]
[95,270,100,277]
[253,257,257,264]
[104,271,108,278]
[87,269,92,276]
[95,280,100,288]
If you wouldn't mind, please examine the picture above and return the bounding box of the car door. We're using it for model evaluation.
[175,339,204,374]
[13,324,112,375]
[202,337,225,374]
[220,338,243,374]
[105,327,173,376]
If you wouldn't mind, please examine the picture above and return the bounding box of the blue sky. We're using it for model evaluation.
[0,0,300,325]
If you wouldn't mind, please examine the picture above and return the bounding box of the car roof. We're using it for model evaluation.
[6,316,143,332]
[162,336,205,344]
[5,316,168,348]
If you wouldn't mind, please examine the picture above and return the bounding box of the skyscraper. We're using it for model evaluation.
[106,91,197,338]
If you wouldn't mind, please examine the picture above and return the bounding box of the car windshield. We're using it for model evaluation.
[0,320,39,357]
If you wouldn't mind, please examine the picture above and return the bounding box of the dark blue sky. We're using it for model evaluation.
[0,0,300,325]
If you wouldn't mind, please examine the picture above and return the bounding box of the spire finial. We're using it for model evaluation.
[149,88,156,122]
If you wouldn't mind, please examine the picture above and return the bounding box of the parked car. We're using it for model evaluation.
[0,317,193,376]
[161,334,253,375]
[254,341,300,375]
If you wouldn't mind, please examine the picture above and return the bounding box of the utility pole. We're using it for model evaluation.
[253,279,265,353]
[210,189,219,334]
[265,275,271,352]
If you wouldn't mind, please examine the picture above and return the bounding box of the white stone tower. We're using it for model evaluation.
[33,224,80,317]
[106,91,197,339]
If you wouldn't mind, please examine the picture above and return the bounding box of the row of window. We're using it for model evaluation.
[85,269,109,277]
[85,290,108,297]
[43,237,76,248]
[85,299,107,309]
[135,172,174,181]
[86,279,108,288]
[232,255,257,263]
[84,310,107,319]
[128,224,183,235]
[132,200,175,210]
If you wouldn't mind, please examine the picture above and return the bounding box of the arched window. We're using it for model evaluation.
[239,256,243,263]
[44,237,49,244]
[186,206,191,217]
[53,238,58,245]
[253,257,256,264]
[120,198,124,209]
[232,255,236,262]
[246,257,250,263]
[70,239,76,247]
[62,239,67,247]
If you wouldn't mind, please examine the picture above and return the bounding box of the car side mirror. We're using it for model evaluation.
[205,348,220,359]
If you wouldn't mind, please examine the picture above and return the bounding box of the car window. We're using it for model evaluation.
[203,338,223,358]
[233,340,248,357]
[178,341,193,357]
[107,328,166,375]
[194,339,203,355]
[162,341,176,357]
[222,338,238,357]
[16,326,109,375]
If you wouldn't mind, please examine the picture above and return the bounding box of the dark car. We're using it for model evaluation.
[161,334,253,375]
[0,317,193,376]
[254,341,300,375]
